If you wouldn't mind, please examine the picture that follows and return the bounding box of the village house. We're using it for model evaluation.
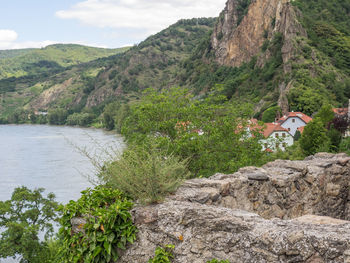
[245,119,294,152]
[260,123,294,152]
[276,112,313,136]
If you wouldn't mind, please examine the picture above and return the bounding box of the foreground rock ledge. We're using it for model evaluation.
[118,153,350,262]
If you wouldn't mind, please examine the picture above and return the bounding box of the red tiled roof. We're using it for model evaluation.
[297,126,305,134]
[277,112,312,124]
[263,123,290,138]
[333,108,348,115]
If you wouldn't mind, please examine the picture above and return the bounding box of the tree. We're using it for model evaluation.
[262,106,282,123]
[299,118,331,156]
[0,187,60,263]
[47,108,68,125]
[314,104,335,126]
[122,87,267,177]
[103,102,121,130]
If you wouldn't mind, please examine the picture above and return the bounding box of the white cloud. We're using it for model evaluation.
[0,30,19,49]
[56,0,226,34]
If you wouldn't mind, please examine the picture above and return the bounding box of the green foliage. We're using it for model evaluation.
[314,104,335,126]
[0,44,129,80]
[102,102,122,130]
[294,130,302,141]
[288,85,330,116]
[327,127,342,152]
[339,137,350,155]
[0,187,60,263]
[148,245,175,263]
[121,87,268,177]
[99,143,190,204]
[299,118,331,155]
[66,112,95,126]
[48,108,68,125]
[58,187,137,263]
[262,106,281,123]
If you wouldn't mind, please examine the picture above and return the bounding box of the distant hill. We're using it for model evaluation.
[0,44,129,79]
[0,18,216,118]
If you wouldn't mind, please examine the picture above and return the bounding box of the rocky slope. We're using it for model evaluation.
[113,153,350,262]
[212,0,306,70]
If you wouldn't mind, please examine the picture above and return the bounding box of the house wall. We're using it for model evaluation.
[280,117,306,136]
[260,131,294,152]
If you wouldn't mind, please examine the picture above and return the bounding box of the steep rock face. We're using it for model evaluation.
[212,0,306,70]
[116,153,350,262]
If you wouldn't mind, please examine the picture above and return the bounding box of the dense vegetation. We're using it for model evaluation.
[0,44,129,79]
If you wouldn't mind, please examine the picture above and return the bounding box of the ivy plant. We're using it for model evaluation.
[58,186,137,263]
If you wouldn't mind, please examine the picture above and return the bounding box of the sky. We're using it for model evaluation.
[0,0,227,50]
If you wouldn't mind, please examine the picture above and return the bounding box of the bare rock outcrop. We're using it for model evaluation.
[117,153,350,262]
[212,0,306,71]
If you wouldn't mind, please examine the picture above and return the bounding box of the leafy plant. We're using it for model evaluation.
[148,245,175,263]
[58,187,137,263]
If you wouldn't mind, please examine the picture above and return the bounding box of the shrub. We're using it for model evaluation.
[300,118,331,155]
[99,143,190,204]
[148,245,175,263]
[58,187,137,263]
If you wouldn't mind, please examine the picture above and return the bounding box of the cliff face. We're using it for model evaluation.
[212,0,306,70]
[113,153,350,262]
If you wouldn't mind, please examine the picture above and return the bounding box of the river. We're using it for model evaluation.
[0,124,124,203]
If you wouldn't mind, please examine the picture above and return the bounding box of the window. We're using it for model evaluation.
[288,128,291,131]
[276,143,280,148]
[282,133,286,138]
[275,133,279,138]
[292,119,295,123]
[283,143,286,148]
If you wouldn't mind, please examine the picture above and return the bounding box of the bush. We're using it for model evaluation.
[300,118,331,155]
[262,106,281,123]
[339,137,350,155]
[148,245,175,263]
[207,260,230,263]
[58,187,137,263]
[99,143,190,204]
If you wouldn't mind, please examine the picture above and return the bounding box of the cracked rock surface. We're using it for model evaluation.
[117,153,350,262]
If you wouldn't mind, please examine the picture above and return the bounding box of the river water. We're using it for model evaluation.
[0,125,124,203]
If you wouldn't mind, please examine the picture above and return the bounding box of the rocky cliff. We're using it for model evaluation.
[212,0,306,70]
[115,153,350,262]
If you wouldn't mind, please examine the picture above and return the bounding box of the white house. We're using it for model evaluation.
[260,123,294,152]
[277,112,313,136]
[245,119,294,152]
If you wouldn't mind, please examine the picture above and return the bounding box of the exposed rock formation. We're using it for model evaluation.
[212,0,306,70]
[117,153,350,262]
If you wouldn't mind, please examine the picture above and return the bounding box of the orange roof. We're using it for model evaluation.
[263,123,290,138]
[277,112,312,124]
[333,108,348,115]
[297,126,305,134]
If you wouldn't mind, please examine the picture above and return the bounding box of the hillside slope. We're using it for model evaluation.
[0,44,129,79]
[182,0,350,117]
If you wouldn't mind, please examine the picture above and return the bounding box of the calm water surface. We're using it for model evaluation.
[0,125,124,203]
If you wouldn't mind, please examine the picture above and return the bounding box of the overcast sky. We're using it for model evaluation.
[0,0,226,50]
